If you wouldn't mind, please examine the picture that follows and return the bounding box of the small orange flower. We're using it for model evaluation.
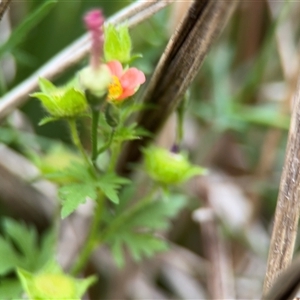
[107,60,146,102]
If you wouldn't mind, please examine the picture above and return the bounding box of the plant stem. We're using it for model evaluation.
[70,128,120,275]
[68,118,93,172]
[97,129,115,155]
[91,109,100,166]
[108,140,121,172]
[70,192,105,275]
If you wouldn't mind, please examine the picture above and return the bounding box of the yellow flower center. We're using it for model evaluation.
[108,76,123,100]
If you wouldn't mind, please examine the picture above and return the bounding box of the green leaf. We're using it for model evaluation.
[3,219,38,267]
[0,219,55,274]
[0,279,22,299]
[112,233,168,267]
[114,123,141,143]
[96,173,130,204]
[0,1,57,58]
[0,236,20,275]
[233,105,290,130]
[104,24,131,63]
[35,230,56,269]
[59,183,97,218]
[45,162,93,184]
[126,234,168,261]
[126,195,187,230]
[106,194,187,266]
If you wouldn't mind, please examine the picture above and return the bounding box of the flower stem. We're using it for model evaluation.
[97,128,115,155]
[68,118,93,172]
[108,141,121,172]
[91,109,100,166]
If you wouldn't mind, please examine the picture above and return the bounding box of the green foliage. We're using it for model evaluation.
[59,183,98,218]
[0,219,55,299]
[96,173,130,204]
[114,123,145,143]
[0,1,57,58]
[49,163,130,217]
[104,194,187,267]
[0,279,23,299]
[104,24,132,63]
[45,162,92,183]
[233,105,290,130]
[0,219,54,275]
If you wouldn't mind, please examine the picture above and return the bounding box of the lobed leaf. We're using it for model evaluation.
[59,183,97,218]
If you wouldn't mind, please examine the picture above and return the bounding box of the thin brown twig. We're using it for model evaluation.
[0,0,12,21]
[0,0,174,121]
[117,0,239,175]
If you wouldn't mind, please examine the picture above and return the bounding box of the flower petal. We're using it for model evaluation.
[118,88,136,100]
[107,60,123,78]
[120,68,145,91]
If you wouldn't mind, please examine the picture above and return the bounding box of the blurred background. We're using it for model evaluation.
[0,0,298,299]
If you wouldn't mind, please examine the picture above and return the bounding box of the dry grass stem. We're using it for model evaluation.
[194,207,235,299]
[262,256,300,300]
[263,68,300,292]
[0,0,12,21]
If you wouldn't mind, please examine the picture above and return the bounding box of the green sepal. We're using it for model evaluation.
[31,92,61,116]
[38,77,56,93]
[85,88,106,108]
[38,116,60,126]
[31,78,88,118]
[127,53,143,64]
[104,24,131,63]
[17,262,96,300]
[143,146,207,185]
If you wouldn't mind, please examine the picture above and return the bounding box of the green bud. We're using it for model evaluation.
[79,64,112,98]
[32,78,88,118]
[105,103,120,127]
[36,145,82,184]
[104,24,131,63]
[143,146,206,185]
[17,264,96,300]
[33,274,78,299]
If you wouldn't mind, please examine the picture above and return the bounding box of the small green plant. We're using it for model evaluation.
[0,8,205,299]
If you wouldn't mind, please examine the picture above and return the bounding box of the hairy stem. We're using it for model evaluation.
[91,110,100,166]
[68,119,93,172]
